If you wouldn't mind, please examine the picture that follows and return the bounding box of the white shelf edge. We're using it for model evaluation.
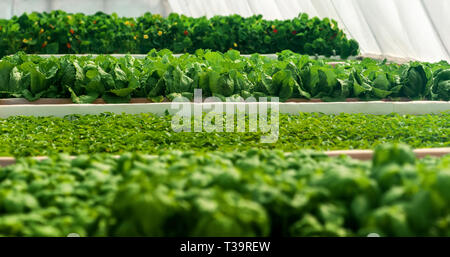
[0,101,448,118]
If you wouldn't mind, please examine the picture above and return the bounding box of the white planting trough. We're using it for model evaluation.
[0,101,448,118]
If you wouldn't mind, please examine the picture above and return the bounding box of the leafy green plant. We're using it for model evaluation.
[401,64,428,98]
[431,69,450,101]
[0,11,359,58]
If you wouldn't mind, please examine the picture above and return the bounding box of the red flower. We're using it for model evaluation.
[41,42,47,48]
[292,30,297,35]
[93,20,97,24]
[183,30,188,36]
[330,33,337,40]
[69,28,75,35]
[273,29,278,33]
[66,42,71,49]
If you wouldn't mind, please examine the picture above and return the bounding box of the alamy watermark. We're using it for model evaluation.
[170,89,279,143]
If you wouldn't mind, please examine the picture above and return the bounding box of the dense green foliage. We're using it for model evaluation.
[0,11,359,58]
[0,112,448,157]
[0,144,449,236]
[0,50,449,102]
[432,69,450,101]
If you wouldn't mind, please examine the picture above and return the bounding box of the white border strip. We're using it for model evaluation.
[0,101,448,118]
[35,54,279,59]
[32,54,356,61]
[15,54,417,63]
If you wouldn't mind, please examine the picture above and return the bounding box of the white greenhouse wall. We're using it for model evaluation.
[1,0,449,62]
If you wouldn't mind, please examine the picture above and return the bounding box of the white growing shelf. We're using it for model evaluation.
[0,101,448,118]
[1,55,446,118]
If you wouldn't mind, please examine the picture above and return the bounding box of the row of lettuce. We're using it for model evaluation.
[0,144,449,236]
[0,50,449,103]
[0,11,359,58]
[0,112,448,157]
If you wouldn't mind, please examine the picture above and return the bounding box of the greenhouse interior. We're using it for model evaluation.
[0,0,449,242]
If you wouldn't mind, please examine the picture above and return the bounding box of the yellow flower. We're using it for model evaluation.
[143,34,149,39]
[157,31,163,36]
[22,38,28,43]
[133,35,137,40]
[271,25,276,29]
[67,15,72,20]
[233,43,237,47]
[174,22,178,25]
[47,36,51,40]
[39,28,44,34]
[124,21,130,26]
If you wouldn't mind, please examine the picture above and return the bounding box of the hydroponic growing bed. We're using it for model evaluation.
[1,50,449,104]
[0,112,448,157]
[0,145,450,237]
